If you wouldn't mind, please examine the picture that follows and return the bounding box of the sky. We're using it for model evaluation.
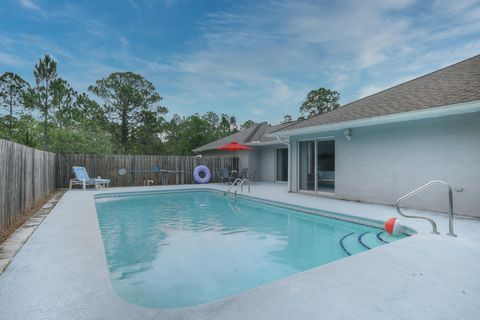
[1,0,480,124]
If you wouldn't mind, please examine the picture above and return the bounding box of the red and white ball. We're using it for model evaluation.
[385,217,404,236]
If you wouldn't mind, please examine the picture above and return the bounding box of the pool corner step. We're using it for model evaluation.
[360,232,391,249]
[339,231,392,256]
[339,232,364,256]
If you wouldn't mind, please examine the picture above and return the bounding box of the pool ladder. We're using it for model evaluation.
[225,178,251,198]
[395,180,456,237]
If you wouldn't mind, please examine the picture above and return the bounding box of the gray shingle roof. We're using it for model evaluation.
[274,54,480,134]
[249,122,297,143]
[193,121,297,152]
[192,125,259,153]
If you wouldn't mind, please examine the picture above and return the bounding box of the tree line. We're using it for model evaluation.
[0,54,240,155]
[0,54,340,155]
[281,87,340,124]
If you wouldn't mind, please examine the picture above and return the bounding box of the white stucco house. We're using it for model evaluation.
[194,54,480,217]
[193,122,293,182]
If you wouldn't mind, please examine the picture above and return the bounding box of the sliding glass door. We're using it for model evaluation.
[299,141,315,191]
[317,140,335,192]
[298,139,335,193]
[276,148,288,182]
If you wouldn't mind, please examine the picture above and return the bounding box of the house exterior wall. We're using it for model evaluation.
[246,150,258,178]
[255,146,277,182]
[198,144,283,182]
[289,112,480,217]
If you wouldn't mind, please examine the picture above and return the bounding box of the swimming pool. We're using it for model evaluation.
[94,190,407,308]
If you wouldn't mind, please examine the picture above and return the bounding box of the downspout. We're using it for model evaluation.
[276,136,292,192]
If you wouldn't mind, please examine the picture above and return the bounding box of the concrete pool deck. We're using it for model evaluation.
[0,183,479,319]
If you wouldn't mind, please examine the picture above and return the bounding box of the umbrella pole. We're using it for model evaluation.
[234,151,238,171]
[232,151,235,173]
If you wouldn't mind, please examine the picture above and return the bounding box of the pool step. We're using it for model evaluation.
[339,232,366,256]
[377,231,401,243]
[359,232,388,249]
[339,231,391,256]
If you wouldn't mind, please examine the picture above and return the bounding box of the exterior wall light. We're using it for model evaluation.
[344,129,352,141]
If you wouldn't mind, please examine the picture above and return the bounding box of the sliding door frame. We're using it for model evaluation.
[296,136,335,195]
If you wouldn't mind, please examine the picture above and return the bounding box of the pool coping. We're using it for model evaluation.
[0,191,64,275]
[1,183,479,320]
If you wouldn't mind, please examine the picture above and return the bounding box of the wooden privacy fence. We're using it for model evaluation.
[0,139,237,230]
[0,139,56,230]
[55,154,237,188]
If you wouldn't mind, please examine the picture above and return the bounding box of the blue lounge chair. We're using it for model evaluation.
[70,166,111,190]
[213,168,222,184]
[221,168,235,184]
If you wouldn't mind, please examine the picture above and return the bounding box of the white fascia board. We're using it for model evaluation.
[244,141,285,147]
[266,100,480,138]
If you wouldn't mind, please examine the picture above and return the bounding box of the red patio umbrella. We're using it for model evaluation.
[216,141,253,151]
[216,141,252,171]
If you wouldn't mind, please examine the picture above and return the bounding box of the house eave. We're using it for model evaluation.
[266,100,480,138]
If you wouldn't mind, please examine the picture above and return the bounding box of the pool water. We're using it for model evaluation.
[94,190,406,308]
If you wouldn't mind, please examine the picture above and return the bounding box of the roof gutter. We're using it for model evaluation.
[276,136,292,193]
[245,141,286,147]
[266,100,480,138]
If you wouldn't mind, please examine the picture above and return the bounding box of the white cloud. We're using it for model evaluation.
[164,0,177,7]
[6,0,480,123]
[157,0,424,120]
[274,0,417,69]
[408,40,480,71]
[357,85,384,99]
[250,107,264,116]
[0,52,29,67]
[119,36,129,48]
[433,0,480,13]
[128,0,140,12]
[19,0,40,11]
[85,20,109,38]
[165,0,480,121]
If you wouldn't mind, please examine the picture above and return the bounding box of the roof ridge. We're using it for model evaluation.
[244,122,265,142]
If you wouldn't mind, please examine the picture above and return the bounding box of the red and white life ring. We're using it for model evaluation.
[385,217,404,236]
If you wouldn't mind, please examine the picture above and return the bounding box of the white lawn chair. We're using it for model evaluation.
[69,166,111,190]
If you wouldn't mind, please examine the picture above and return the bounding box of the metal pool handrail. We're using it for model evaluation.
[226,178,242,193]
[395,180,457,237]
[234,179,251,198]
